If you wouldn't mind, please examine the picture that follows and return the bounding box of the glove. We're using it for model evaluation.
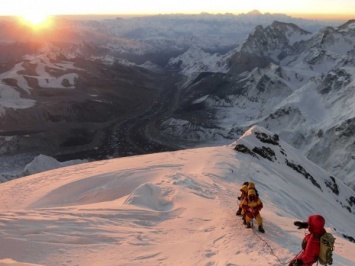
[238,196,241,200]
[294,259,303,266]
[289,259,303,266]
[294,221,308,229]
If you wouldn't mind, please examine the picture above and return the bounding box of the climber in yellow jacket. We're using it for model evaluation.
[236,183,249,217]
[248,182,259,197]
[242,188,265,233]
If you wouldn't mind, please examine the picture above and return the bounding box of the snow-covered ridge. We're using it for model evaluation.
[0,154,87,183]
[233,126,355,215]
[22,154,87,176]
[337,19,355,32]
[0,126,354,265]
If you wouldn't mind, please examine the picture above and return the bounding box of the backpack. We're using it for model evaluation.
[318,232,335,265]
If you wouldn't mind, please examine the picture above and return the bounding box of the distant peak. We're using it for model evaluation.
[270,20,311,34]
[337,19,355,31]
[247,10,262,15]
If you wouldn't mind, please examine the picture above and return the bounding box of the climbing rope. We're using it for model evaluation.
[248,213,294,265]
[234,181,298,265]
[250,225,295,265]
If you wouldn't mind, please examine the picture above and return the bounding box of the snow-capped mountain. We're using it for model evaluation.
[228,21,313,74]
[1,14,355,194]
[167,46,229,76]
[90,12,333,56]
[160,20,355,189]
[0,126,354,265]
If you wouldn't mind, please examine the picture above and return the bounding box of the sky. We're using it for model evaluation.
[0,125,354,265]
[1,0,354,20]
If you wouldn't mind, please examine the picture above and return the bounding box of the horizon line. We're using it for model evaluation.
[0,11,353,21]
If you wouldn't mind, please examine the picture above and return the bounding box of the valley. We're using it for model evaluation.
[0,14,355,190]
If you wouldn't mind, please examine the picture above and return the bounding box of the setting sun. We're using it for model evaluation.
[20,12,52,29]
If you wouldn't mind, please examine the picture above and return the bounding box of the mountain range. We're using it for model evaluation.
[162,19,355,190]
[0,12,355,192]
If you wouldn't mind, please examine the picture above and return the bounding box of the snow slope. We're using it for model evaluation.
[0,126,354,266]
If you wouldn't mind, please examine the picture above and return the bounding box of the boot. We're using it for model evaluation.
[236,208,242,216]
[258,225,265,233]
[246,222,251,229]
[242,215,246,225]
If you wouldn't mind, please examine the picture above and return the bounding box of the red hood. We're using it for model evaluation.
[308,214,326,235]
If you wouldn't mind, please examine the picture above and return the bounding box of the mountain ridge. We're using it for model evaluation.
[0,125,354,265]
[162,19,355,189]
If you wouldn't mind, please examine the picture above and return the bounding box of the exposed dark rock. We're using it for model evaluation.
[341,202,352,213]
[280,148,287,156]
[318,69,351,94]
[317,129,324,138]
[343,234,355,243]
[285,159,321,190]
[252,146,276,161]
[255,132,279,145]
[347,196,355,207]
[335,118,355,139]
[325,176,339,195]
[234,144,256,157]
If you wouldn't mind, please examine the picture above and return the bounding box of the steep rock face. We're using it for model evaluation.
[227,21,311,74]
[240,21,310,56]
[308,118,355,190]
[317,69,352,95]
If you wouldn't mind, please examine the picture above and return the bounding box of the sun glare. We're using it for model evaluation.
[20,13,51,29]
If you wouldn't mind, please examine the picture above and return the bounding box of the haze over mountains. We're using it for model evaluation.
[0,11,355,192]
